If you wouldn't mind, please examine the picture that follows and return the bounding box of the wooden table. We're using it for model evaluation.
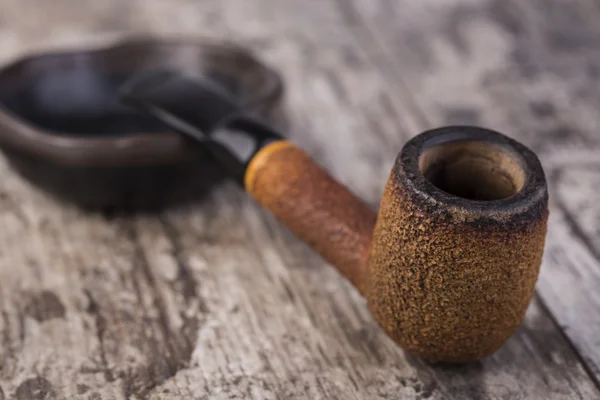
[1,0,600,399]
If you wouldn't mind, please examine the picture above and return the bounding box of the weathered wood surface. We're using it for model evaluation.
[0,0,600,399]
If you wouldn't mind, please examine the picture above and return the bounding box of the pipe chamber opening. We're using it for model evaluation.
[418,141,526,201]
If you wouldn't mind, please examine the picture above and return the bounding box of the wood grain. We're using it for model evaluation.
[337,0,600,388]
[0,0,599,399]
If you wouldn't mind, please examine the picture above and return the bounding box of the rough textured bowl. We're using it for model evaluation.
[367,126,548,362]
[0,37,283,211]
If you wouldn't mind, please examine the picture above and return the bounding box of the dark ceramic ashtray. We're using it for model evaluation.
[0,37,283,211]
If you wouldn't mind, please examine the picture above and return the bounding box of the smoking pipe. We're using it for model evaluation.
[121,70,549,363]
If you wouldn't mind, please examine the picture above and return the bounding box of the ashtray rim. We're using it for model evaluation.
[0,36,284,167]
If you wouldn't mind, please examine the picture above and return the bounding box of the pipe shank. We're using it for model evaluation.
[245,140,377,294]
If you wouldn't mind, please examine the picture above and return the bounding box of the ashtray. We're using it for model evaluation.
[0,37,283,211]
